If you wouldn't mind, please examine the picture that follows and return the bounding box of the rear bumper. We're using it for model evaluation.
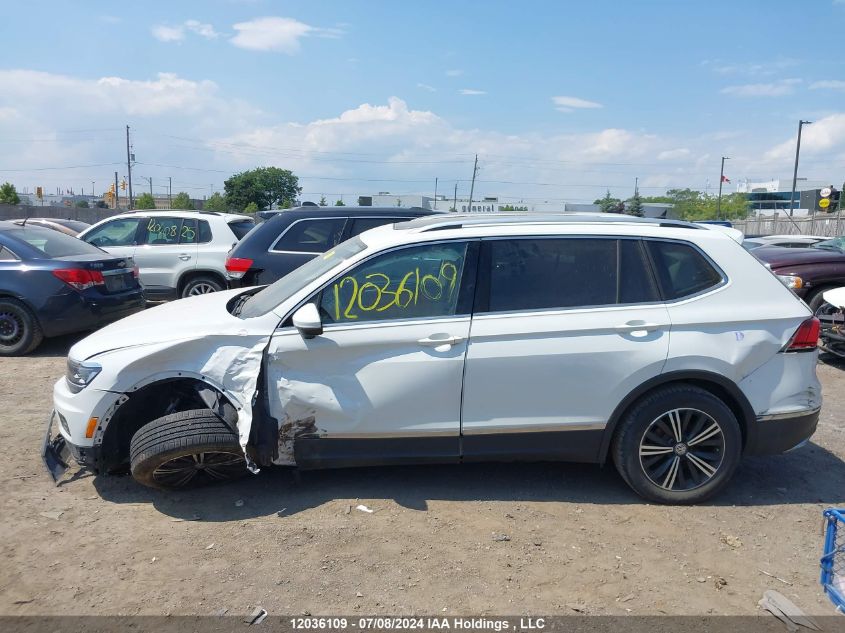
[745,407,820,455]
[41,289,146,337]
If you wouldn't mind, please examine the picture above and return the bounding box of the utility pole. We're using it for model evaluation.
[453,183,458,213]
[168,177,172,206]
[467,154,478,213]
[433,177,438,210]
[717,156,730,220]
[125,125,134,210]
[91,181,95,200]
[789,120,812,217]
[114,171,119,209]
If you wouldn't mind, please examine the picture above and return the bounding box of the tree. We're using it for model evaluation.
[625,193,644,217]
[243,201,259,214]
[0,182,20,205]
[135,192,156,209]
[594,190,623,213]
[319,196,327,206]
[171,192,194,210]
[74,199,90,208]
[224,167,301,211]
[334,199,346,206]
[204,192,228,212]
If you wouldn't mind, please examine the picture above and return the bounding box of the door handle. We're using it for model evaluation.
[615,321,660,334]
[178,254,192,261]
[418,335,464,347]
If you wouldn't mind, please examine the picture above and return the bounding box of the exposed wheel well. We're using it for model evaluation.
[600,375,754,464]
[177,270,227,295]
[98,378,238,472]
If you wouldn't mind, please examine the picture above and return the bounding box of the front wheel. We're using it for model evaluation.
[612,384,742,504]
[130,409,247,489]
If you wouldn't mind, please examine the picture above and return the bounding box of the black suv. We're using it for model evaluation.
[226,206,441,287]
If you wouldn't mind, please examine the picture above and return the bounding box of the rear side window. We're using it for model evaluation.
[645,240,723,300]
[487,238,617,312]
[273,218,346,253]
[620,240,659,304]
[349,217,402,237]
[180,219,198,244]
[228,220,254,240]
[142,217,182,245]
[0,245,19,260]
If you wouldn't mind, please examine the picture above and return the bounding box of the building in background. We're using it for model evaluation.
[737,178,831,215]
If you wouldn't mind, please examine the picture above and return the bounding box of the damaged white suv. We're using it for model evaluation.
[44,214,822,504]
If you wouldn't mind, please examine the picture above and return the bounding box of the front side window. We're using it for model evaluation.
[320,242,468,324]
[645,240,723,300]
[84,218,140,248]
[143,217,182,246]
[273,218,346,253]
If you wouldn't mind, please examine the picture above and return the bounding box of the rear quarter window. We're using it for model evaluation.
[645,240,723,300]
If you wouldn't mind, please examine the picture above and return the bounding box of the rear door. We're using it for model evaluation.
[460,237,672,462]
[132,216,198,292]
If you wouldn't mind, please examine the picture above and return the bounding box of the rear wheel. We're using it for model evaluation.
[130,409,247,489]
[181,275,224,298]
[807,287,834,312]
[0,298,43,356]
[612,384,742,504]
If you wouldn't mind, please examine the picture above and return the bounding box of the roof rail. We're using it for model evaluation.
[401,213,702,233]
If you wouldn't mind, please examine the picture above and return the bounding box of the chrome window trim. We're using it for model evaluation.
[268,217,348,254]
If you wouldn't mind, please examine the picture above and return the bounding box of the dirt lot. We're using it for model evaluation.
[1,334,845,617]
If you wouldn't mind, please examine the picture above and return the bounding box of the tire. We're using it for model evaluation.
[0,298,43,356]
[807,287,834,313]
[180,275,224,298]
[130,408,247,490]
[612,384,742,504]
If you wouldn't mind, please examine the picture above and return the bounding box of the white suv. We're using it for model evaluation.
[45,214,821,504]
[79,210,254,299]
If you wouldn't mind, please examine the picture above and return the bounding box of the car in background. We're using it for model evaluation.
[226,206,442,287]
[47,214,820,503]
[753,236,845,310]
[12,218,91,236]
[742,234,827,251]
[79,210,254,300]
[0,221,144,355]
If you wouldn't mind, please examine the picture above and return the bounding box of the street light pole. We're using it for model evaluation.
[789,120,812,217]
[717,156,730,220]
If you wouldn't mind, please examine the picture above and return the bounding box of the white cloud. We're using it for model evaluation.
[445,69,463,77]
[701,58,798,77]
[720,78,801,97]
[657,148,691,161]
[152,25,185,42]
[417,83,436,92]
[764,113,845,161]
[552,95,603,112]
[185,20,219,39]
[230,16,342,53]
[810,80,845,90]
[459,89,486,96]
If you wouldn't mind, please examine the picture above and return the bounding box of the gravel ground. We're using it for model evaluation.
[1,333,844,617]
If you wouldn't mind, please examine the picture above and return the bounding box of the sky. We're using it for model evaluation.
[2,0,845,205]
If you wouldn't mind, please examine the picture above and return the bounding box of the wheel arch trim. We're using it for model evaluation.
[598,370,756,463]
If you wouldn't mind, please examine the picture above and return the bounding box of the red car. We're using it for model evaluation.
[754,237,845,310]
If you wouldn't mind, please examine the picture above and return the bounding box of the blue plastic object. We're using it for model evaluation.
[821,508,845,612]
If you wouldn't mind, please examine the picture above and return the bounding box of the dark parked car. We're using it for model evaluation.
[754,237,845,310]
[0,221,145,355]
[226,206,443,287]
[12,218,91,236]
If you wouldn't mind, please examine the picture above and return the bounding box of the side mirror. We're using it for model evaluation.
[292,303,323,339]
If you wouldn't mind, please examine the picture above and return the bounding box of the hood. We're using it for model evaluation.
[70,288,263,361]
[753,245,845,268]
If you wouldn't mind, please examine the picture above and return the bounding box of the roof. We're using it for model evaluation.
[113,210,253,222]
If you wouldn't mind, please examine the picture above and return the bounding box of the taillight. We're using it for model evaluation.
[784,317,820,352]
[52,268,105,291]
[225,257,253,279]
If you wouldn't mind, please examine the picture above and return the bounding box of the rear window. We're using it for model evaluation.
[272,218,347,253]
[10,226,105,258]
[645,240,723,300]
[228,219,255,240]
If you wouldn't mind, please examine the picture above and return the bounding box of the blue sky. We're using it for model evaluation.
[2,0,845,204]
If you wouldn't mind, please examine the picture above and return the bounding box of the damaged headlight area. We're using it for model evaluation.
[66,359,102,393]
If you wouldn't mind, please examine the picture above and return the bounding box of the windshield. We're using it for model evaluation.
[9,226,106,258]
[239,236,368,318]
[812,237,845,252]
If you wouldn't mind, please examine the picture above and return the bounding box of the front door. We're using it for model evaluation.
[266,240,477,467]
[460,237,671,462]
